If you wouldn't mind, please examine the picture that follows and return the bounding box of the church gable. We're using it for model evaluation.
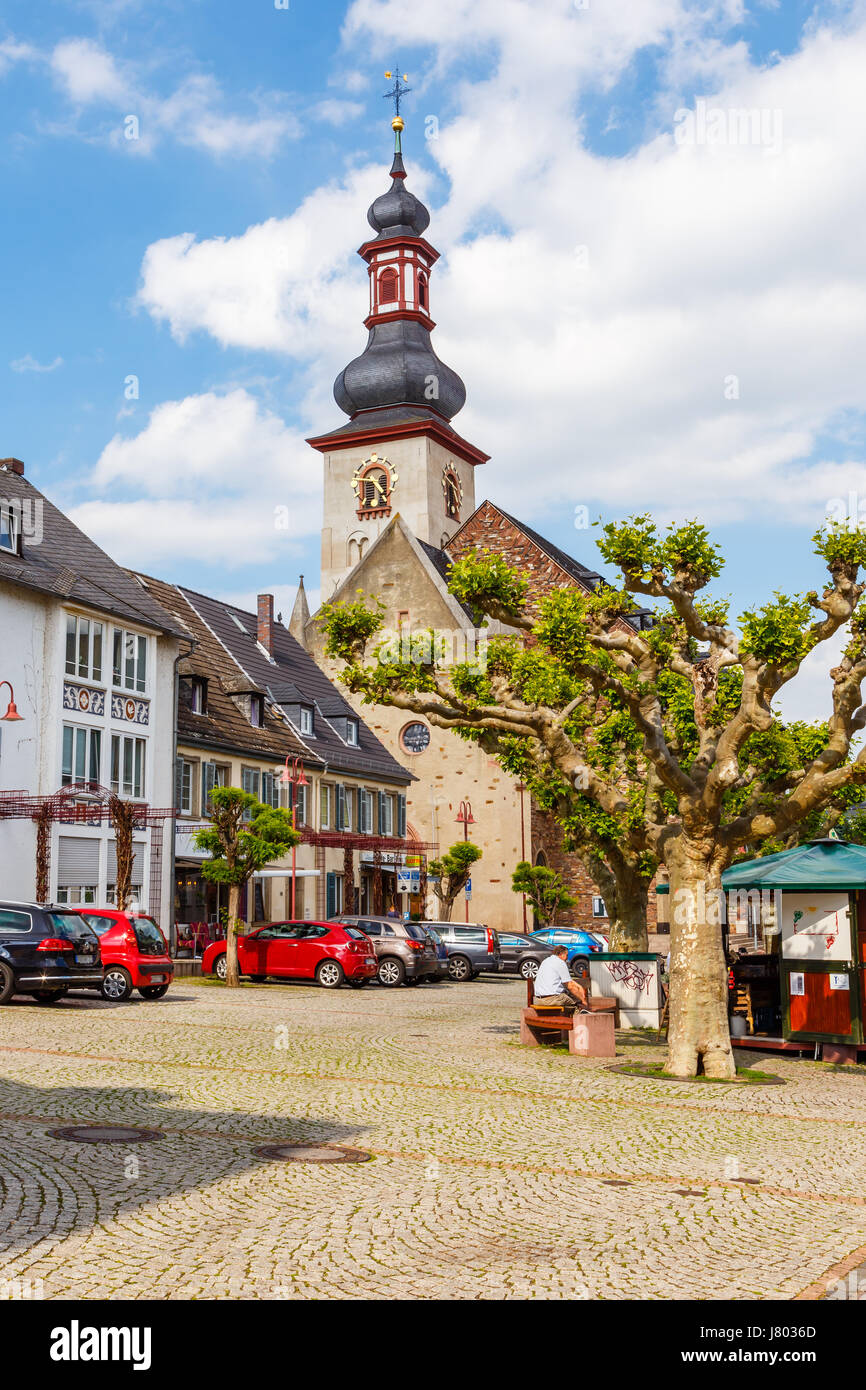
[447,500,601,599]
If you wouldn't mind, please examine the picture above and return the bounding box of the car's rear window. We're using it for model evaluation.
[343,927,368,940]
[404,924,427,941]
[81,914,117,937]
[0,909,32,934]
[131,916,166,950]
[45,911,96,941]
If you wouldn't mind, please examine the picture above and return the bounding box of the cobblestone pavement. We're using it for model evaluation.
[1,976,865,1300]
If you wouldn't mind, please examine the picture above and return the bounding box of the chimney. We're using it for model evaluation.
[257,593,275,657]
[0,458,25,476]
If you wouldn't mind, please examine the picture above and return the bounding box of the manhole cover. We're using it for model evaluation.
[253,1142,371,1164]
[48,1125,164,1144]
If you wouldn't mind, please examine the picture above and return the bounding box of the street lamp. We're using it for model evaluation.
[280,756,309,920]
[0,681,23,721]
[455,799,475,923]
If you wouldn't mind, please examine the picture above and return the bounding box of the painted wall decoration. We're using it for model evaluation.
[781,892,852,961]
[110,694,150,726]
[63,683,106,716]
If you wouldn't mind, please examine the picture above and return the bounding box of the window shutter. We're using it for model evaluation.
[397,795,406,838]
[201,762,215,816]
[175,759,184,813]
[57,837,100,887]
[106,841,144,883]
[378,791,386,835]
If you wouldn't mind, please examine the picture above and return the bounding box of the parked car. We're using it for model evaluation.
[76,908,174,1002]
[417,924,450,981]
[528,926,604,973]
[203,920,378,989]
[497,931,554,980]
[0,901,103,1005]
[332,915,439,987]
[419,922,501,981]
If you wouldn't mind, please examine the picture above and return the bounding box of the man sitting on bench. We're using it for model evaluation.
[534,945,589,1011]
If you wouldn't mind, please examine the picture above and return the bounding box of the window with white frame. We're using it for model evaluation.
[241,767,260,799]
[175,758,194,816]
[320,782,332,829]
[56,885,98,905]
[592,896,607,918]
[62,724,102,787]
[65,615,104,683]
[299,705,313,735]
[345,719,358,746]
[379,792,394,836]
[112,628,147,693]
[337,784,352,831]
[359,788,373,835]
[261,771,281,808]
[0,503,21,554]
[201,762,227,815]
[110,734,146,799]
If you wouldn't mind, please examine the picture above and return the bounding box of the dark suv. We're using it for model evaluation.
[0,901,103,1004]
[333,915,440,986]
[420,922,501,981]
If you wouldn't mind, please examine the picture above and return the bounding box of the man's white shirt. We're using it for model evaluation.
[534,954,572,998]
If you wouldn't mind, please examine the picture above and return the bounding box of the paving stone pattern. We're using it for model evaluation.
[0,977,863,1300]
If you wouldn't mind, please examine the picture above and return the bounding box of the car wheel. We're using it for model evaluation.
[101,967,133,1002]
[0,962,15,1006]
[213,954,227,981]
[138,984,169,1000]
[31,989,68,1004]
[570,956,590,977]
[377,957,405,987]
[316,960,344,989]
[519,958,539,980]
[448,954,472,983]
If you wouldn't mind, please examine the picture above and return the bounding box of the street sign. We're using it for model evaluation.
[465,877,472,898]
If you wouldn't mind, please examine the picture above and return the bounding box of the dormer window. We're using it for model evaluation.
[250,695,264,728]
[299,705,314,736]
[345,719,359,747]
[190,677,208,714]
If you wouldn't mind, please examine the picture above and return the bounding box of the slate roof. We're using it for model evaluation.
[133,573,310,767]
[0,470,187,638]
[178,585,413,787]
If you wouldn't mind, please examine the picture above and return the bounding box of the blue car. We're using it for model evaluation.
[528,926,604,972]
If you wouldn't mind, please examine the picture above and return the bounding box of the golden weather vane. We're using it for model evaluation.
[383,66,411,130]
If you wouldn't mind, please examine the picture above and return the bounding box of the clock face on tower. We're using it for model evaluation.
[352,453,397,516]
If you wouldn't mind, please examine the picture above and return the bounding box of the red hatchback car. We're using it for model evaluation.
[75,909,174,1002]
[203,921,377,989]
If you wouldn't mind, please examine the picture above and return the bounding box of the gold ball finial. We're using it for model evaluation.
[392,116,404,133]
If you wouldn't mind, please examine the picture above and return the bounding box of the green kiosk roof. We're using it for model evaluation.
[722,838,866,891]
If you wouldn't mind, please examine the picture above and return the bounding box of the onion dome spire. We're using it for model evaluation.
[331,83,466,424]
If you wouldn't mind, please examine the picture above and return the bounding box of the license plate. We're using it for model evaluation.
[366,958,375,966]
[75,953,94,965]
[149,974,166,983]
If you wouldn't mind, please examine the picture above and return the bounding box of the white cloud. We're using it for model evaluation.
[71,389,321,569]
[10,354,63,373]
[51,37,126,104]
[313,98,365,126]
[132,2,866,535]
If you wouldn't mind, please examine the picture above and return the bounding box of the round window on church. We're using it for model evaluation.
[401,721,431,755]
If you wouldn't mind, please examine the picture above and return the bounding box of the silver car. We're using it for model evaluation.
[333,915,439,987]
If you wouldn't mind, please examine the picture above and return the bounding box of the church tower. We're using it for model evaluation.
[308,90,488,597]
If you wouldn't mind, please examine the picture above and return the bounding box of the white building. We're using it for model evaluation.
[0,459,186,922]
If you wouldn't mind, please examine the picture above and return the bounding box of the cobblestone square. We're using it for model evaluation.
[1,976,863,1301]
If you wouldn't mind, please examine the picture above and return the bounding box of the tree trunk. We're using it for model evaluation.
[589,856,649,953]
[225,883,241,988]
[666,840,734,1079]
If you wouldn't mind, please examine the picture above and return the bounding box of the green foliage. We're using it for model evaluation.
[511,861,577,926]
[595,514,724,591]
[429,840,483,880]
[319,596,384,663]
[813,521,866,572]
[738,593,813,668]
[194,786,300,887]
[447,550,528,624]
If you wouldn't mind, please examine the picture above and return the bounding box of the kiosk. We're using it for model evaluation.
[722,838,866,1063]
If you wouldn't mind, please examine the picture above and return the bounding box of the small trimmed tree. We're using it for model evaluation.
[511,861,577,927]
[428,841,482,921]
[194,786,300,987]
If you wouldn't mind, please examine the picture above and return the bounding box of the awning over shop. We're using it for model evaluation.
[722,838,866,891]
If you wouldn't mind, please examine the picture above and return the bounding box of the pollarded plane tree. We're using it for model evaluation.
[322,517,866,1079]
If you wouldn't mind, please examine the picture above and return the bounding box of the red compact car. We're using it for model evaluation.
[75,909,174,1002]
[203,921,377,989]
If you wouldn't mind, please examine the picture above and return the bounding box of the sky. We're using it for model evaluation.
[1,0,865,720]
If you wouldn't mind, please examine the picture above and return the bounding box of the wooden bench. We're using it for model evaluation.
[521,979,618,1056]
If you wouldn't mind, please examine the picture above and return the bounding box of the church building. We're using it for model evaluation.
[299,107,655,935]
